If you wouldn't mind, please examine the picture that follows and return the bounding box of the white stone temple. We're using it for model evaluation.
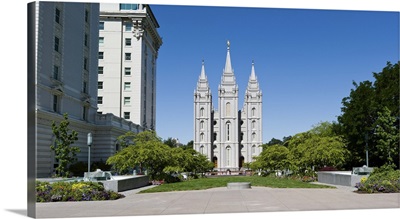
[194,41,263,171]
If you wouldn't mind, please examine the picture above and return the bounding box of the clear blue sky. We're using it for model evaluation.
[150,4,399,144]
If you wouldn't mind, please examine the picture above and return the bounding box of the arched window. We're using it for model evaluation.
[251,145,256,154]
[200,108,204,117]
[252,107,256,117]
[226,121,231,141]
[200,133,204,142]
[252,132,256,141]
[226,146,231,166]
[226,102,231,116]
[200,120,204,129]
[252,120,256,129]
[200,145,204,155]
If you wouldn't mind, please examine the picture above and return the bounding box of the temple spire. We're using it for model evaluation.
[224,40,233,73]
[250,60,256,80]
[200,59,206,80]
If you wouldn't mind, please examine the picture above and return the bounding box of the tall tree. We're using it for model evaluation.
[374,107,399,165]
[50,113,80,177]
[337,62,399,168]
[337,80,377,168]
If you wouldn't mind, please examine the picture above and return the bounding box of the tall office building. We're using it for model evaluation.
[194,42,263,171]
[98,3,162,130]
[29,2,148,178]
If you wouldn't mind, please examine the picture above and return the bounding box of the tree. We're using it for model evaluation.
[115,131,136,150]
[50,113,80,177]
[374,107,399,165]
[337,80,377,168]
[287,122,349,173]
[163,137,179,148]
[252,145,291,173]
[337,62,399,168]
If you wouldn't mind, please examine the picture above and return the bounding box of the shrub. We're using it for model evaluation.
[356,164,400,193]
[36,180,124,202]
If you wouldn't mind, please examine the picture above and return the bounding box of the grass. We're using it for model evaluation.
[139,176,335,193]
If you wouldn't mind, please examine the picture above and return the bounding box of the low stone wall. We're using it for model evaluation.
[102,175,150,192]
[227,182,251,189]
[317,171,364,187]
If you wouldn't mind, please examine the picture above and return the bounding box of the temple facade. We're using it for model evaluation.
[194,42,263,171]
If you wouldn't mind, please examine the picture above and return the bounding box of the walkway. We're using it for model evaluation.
[35,184,400,218]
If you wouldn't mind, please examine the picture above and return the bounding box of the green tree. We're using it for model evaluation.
[337,80,377,168]
[50,113,80,177]
[252,145,291,173]
[115,131,136,150]
[288,122,349,173]
[374,107,399,165]
[163,137,179,148]
[337,62,399,168]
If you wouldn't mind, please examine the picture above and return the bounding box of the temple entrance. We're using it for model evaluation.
[239,156,244,169]
[213,157,218,168]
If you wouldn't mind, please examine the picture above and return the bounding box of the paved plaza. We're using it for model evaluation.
[35,184,400,218]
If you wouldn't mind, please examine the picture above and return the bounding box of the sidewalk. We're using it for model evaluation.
[35,184,400,218]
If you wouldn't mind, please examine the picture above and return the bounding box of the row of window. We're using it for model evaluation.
[53,6,91,122]
[199,132,258,142]
[99,37,131,46]
[199,120,258,129]
[98,52,133,61]
[98,66,132,76]
[56,7,90,24]
[53,95,89,120]
[198,145,258,155]
[97,111,131,120]
[97,95,132,105]
[97,81,131,90]
[99,21,133,32]
[199,107,258,117]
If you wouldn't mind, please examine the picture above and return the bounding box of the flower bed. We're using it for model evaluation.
[36,181,125,202]
[356,165,400,193]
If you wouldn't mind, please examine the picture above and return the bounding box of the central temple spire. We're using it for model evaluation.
[224,40,233,73]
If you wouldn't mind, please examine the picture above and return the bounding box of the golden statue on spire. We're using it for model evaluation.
[227,40,230,49]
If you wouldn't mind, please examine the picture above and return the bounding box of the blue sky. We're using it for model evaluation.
[151,4,399,144]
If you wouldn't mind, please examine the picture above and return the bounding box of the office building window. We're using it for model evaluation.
[124,97,131,105]
[124,82,131,91]
[125,38,131,46]
[53,95,59,112]
[83,57,88,70]
[120,4,138,10]
[98,66,103,74]
[85,9,89,23]
[125,22,132,31]
[124,112,130,119]
[99,22,104,30]
[98,96,103,104]
[99,37,104,45]
[82,106,88,121]
[83,81,88,93]
[98,52,104,59]
[55,8,61,24]
[125,53,131,60]
[84,34,88,47]
[54,36,60,52]
[98,81,103,89]
[124,67,131,76]
[53,65,59,80]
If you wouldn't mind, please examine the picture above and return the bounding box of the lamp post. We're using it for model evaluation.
[365,133,369,167]
[87,133,92,176]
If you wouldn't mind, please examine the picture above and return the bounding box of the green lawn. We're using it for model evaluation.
[139,176,335,193]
